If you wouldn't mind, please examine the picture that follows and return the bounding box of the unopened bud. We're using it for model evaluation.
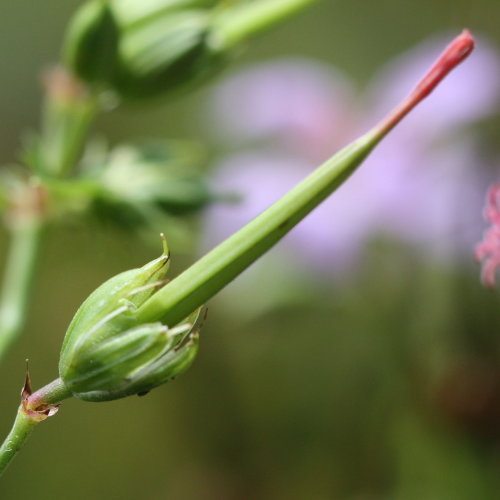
[111,10,222,99]
[63,0,317,100]
[58,237,201,401]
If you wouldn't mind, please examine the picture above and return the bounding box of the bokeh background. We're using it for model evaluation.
[1,1,500,499]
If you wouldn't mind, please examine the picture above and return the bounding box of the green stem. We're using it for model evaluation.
[38,68,98,177]
[0,378,72,477]
[212,0,321,51]
[0,70,99,361]
[27,378,73,409]
[0,217,43,360]
[0,406,39,476]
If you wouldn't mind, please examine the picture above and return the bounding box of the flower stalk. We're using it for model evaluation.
[1,8,236,363]
[38,67,98,177]
[0,371,70,476]
[0,183,46,360]
[0,406,40,476]
[0,69,97,363]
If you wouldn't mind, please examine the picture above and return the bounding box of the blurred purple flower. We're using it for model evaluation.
[202,35,500,276]
[475,184,500,287]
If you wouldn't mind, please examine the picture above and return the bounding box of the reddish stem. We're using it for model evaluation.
[375,29,475,137]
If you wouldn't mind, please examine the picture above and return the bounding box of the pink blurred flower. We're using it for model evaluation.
[202,34,500,276]
[475,184,500,287]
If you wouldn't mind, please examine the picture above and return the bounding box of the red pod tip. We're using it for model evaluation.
[414,29,475,101]
[376,30,475,136]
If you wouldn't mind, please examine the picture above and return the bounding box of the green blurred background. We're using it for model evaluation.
[1,1,500,499]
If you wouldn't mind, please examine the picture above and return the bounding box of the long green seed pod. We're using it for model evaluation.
[136,30,475,327]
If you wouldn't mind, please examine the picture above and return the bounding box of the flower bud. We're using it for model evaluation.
[58,237,201,401]
[63,1,223,98]
[63,0,317,100]
[111,10,222,99]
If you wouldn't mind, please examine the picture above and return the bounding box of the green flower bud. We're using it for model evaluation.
[58,237,201,401]
[63,0,221,98]
[111,9,222,99]
[63,0,318,100]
